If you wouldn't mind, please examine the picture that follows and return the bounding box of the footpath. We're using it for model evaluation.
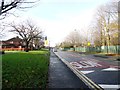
[48,51,90,89]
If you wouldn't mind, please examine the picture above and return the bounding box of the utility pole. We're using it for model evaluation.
[74,29,77,51]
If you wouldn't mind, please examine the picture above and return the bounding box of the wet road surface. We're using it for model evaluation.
[48,51,90,89]
[55,50,120,90]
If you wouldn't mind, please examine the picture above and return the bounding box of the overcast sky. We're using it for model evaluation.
[1,0,110,46]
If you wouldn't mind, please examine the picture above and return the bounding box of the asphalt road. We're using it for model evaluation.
[55,50,120,90]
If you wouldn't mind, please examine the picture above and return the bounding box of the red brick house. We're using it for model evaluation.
[1,36,45,51]
[1,36,24,50]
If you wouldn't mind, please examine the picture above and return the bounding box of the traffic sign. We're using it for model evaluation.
[87,42,91,46]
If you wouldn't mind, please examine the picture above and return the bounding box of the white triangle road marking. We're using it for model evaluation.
[101,68,120,71]
[81,70,94,74]
[99,84,120,89]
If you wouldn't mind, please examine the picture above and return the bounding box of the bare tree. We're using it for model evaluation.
[0,0,40,39]
[91,1,118,46]
[64,30,84,47]
[88,1,119,54]
[10,20,42,52]
[0,0,40,18]
[33,37,44,49]
[94,4,107,46]
[60,41,72,48]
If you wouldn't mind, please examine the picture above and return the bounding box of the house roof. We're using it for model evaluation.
[6,36,22,42]
[2,36,23,46]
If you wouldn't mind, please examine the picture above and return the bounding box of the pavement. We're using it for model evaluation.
[48,51,91,89]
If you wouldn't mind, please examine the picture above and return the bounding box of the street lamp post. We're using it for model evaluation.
[74,29,77,51]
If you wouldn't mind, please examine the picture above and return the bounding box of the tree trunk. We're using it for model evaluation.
[25,42,29,52]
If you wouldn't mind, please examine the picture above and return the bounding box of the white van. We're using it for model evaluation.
[53,47,57,52]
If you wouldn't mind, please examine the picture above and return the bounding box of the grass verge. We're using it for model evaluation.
[2,49,50,89]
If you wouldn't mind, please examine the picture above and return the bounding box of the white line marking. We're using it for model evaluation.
[81,71,94,74]
[99,84,120,89]
[102,68,120,71]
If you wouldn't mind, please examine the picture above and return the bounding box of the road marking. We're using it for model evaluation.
[55,53,103,90]
[70,60,102,69]
[101,68,120,71]
[99,84,120,89]
[81,71,94,74]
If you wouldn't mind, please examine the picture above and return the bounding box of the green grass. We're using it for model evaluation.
[2,49,50,88]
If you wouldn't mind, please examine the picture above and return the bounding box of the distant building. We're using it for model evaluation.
[1,36,45,50]
[2,36,24,48]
